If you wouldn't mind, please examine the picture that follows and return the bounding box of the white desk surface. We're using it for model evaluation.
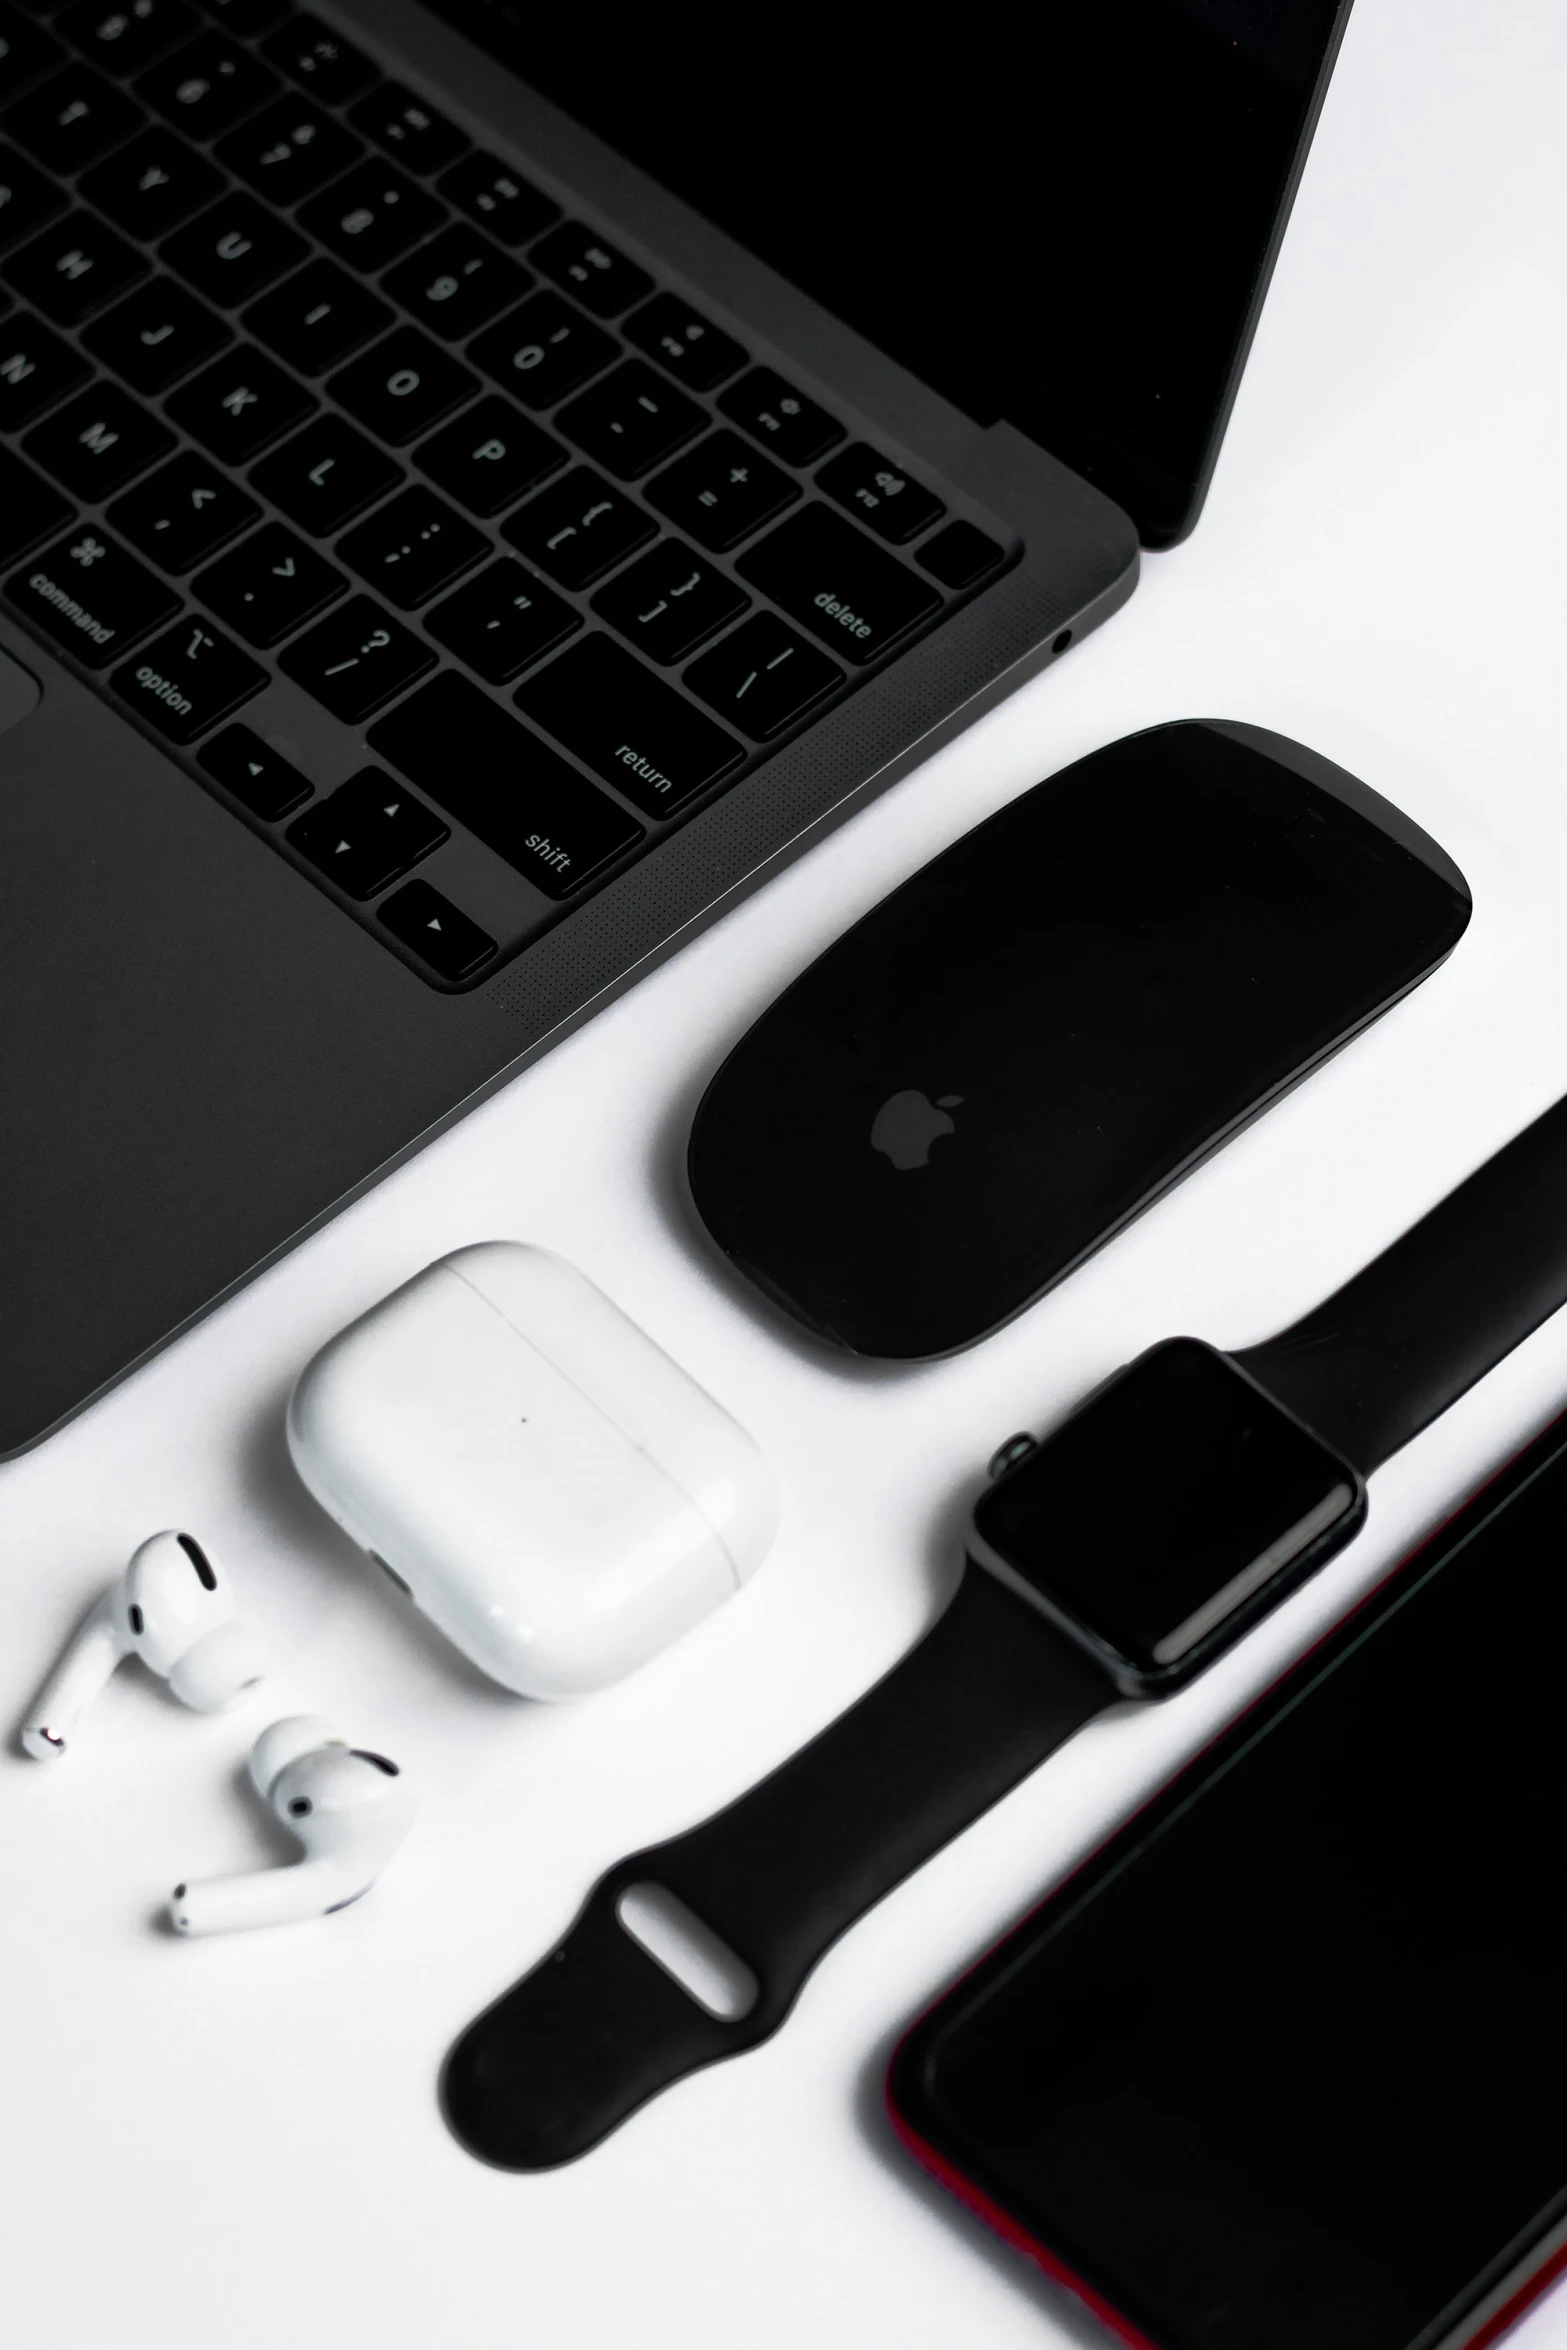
[5,2,1566,2343]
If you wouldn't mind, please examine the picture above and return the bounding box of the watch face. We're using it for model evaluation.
[970,1339,1362,1690]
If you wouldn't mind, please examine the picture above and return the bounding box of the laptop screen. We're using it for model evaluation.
[427,1,1350,547]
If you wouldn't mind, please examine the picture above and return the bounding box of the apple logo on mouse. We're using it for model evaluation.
[870,1090,965,1171]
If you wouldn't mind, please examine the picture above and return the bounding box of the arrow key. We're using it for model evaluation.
[378,877,496,982]
[287,765,448,898]
[198,722,312,819]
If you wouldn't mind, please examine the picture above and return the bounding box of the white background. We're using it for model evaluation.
[3,1,1566,2342]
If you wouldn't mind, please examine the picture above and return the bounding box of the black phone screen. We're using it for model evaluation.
[893,1420,1567,2350]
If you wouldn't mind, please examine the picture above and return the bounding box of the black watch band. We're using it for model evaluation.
[444,1092,1567,2171]
[443,1566,1111,2168]
[1234,1093,1567,1476]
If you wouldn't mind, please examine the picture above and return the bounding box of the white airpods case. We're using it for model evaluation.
[286,1244,778,1698]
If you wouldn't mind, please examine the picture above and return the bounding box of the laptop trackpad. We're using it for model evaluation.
[0,648,41,735]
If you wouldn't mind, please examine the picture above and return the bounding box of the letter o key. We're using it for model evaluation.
[388,367,421,398]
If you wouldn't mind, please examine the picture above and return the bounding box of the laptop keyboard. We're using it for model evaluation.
[0,0,1011,988]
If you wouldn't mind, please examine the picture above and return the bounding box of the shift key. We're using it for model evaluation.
[367,671,643,901]
[736,503,940,665]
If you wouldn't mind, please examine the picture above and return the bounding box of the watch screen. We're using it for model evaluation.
[972,1339,1356,1677]
[897,1419,1567,2350]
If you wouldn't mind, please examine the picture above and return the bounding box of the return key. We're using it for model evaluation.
[517,634,744,818]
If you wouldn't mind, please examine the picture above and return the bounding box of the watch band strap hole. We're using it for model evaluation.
[616,1882,760,2023]
[442,1571,1115,2169]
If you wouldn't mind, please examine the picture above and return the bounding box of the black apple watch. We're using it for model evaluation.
[443,1092,1567,2170]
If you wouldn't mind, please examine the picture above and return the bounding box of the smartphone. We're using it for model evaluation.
[888,1413,1567,2350]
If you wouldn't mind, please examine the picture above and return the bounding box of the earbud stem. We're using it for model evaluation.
[19,1595,126,1760]
[170,1858,371,1937]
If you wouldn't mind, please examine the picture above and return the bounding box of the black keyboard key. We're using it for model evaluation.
[383,222,528,340]
[414,391,561,516]
[278,591,434,720]
[557,358,704,481]
[4,211,143,324]
[198,0,291,34]
[0,6,64,101]
[378,877,494,980]
[60,0,196,75]
[5,62,144,169]
[9,521,176,664]
[591,537,746,665]
[0,141,64,249]
[162,191,307,306]
[113,609,263,736]
[24,377,172,493]
[349,80,464,176]
[685,610,841,739]
[299,159,442,271]
[718,367,843,467]
[260,14,376,107]
[517,631,743,816]
[816,442,944,544]
[736,503,941,665]
[244,255,389,373]
[502,465,652,590]
[78,124,220,238]
[201,0,291,30]
[624,293,745,393]
[83,273,226,388]
[916,517,1004,590]
[194,516,343,644]
[287,765,446,896]
[0,307,87,425]
[249,410,397,531]
[109,443,255,565]
[217,90,360,202]
[646,427,797,553]
[0,442,71,562]
[368,669,642,899]
[469,288,613,409]
[439,150,557,246]
[135,29,275,136]
[167,340,311,460]
[326,322,475,444]
[426,555,575,683]
[198,718,310,817]
[336,483,483,609]
[532,220,649,319]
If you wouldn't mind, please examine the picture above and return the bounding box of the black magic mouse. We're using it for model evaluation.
[686,721,1470,1359]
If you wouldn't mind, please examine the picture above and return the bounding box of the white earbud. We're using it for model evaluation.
[21,1532,267,1761]
[169,1716,418,1936]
